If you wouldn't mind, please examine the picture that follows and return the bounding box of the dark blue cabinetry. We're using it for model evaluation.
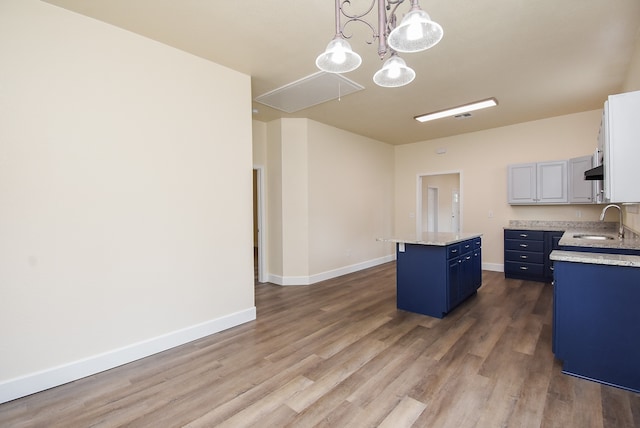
[397,238,482,318]
[504,229,563,282]
[553,260,640,393]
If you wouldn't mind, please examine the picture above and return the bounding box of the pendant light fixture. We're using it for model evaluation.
[315,0,443,88]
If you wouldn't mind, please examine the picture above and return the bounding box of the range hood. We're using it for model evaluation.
[584,164,603,180]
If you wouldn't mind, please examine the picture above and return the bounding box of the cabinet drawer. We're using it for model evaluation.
[447,244,461,259]
[473,239,482,249]
[504,230,544,241]
[505,239,544,252]
[460,240,473,253]
[505,261,545,276]
[505,250,544,264]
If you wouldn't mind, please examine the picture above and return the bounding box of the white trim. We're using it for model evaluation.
[0,307,256,404]
[268,254,396,286]
[483,262,504,272]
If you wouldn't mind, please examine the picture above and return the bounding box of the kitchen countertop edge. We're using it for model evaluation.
[550,250,640,268]
[378,232,482,246]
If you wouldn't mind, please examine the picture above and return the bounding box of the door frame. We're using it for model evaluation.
[253,166,266,283]
[416,170,463,236]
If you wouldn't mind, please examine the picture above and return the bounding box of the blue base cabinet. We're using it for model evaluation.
[504,229,563,283]
[396,238,482,318]
[553,260,640,393]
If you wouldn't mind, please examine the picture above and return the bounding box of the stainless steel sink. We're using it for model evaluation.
[572,233,615,240]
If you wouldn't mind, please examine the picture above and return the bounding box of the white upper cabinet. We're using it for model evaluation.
[601,90,640,203]
[508,161,568,204]
[507,163,536,203]
[568,155,594,203]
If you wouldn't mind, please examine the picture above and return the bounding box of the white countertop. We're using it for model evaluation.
[378,232,482,246]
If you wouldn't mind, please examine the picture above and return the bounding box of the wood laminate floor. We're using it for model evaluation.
[2,263,639,427]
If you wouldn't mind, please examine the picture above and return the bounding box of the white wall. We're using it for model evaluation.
[395,110,605,269]
[0,0,254,402]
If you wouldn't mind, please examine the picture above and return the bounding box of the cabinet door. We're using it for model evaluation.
[605,90,640,203]
[568,155,594,203]
[508,163,536,204]
[448,257,461,309]
[460,252,474,298]
[537,161,568,203]
[472,248,482,288]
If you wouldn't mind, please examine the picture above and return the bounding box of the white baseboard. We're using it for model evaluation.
[268,254,396,286]
[0,307,256,404]
[483,262,504,272]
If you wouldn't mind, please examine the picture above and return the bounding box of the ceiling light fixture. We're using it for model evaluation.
[414,98,498,122]
[316,0,443,88]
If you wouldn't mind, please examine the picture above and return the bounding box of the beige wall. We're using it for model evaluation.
[395,110,605,269]
[307,120,395,276]
[260,118,394,284]
[0,0,254,400]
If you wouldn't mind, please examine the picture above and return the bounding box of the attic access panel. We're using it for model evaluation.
[254,71,364,113]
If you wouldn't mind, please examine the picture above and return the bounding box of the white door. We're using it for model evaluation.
[451,188,460,232]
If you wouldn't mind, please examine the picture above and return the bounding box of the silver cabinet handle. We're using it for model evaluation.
[451,249,457,253]
[520,266,528,270]
[520,234,528,237]
[465,256,471,260]
[520,255,528,259]
[520,244,528,248]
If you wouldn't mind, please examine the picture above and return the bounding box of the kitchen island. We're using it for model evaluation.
[381,232,482,318]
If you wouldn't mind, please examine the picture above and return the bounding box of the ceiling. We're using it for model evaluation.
[43,0,640,145]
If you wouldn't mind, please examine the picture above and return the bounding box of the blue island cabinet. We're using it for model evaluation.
[396,238,481,318]
[553,259,640,393]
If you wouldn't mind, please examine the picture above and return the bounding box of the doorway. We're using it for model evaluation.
[426,187,438,232]
[417,172,462,236]
[253,167,266,283]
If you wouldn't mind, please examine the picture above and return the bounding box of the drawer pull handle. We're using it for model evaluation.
[520,266,528,270]
[451,249,457,253]
[464,244,470,249]
[466,256,471,260]
[520,234,528,237]
[520,255,528,259]
[520,244,528,248]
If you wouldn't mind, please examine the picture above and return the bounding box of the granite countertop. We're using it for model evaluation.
[378,232,482,246]
[558,229,640,251]
[505,220,618,232]
[550,250,640,268]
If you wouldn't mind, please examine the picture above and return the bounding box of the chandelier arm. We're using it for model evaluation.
[339,0,377,21]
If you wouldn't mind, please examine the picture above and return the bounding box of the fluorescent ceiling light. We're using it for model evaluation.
[415,98,498,123]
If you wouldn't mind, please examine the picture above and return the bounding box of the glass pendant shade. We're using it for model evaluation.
[388,9,443,53]
[373,55,415,88]
[315,37,362,73]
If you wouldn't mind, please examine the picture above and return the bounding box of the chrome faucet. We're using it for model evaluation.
[600,204,624,238]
